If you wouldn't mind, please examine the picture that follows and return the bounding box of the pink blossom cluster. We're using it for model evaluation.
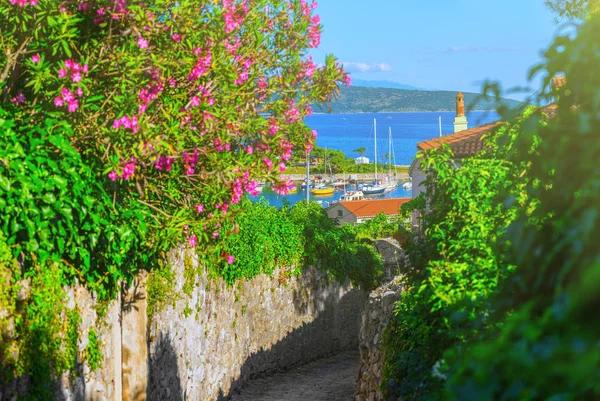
[225,38,242,55]
[9,0,37,6]
[272,179,295,195]
[112,0,128,19]
[305,130,318,155]
[108,156,137,181]
[230,170,260,205]
[268,119,279,135]
[54,87,82,112]
[113,115,139,133]
[138,81,164,114]
[58,59,88,83]
[234,57,254,85]
[342,72,352,87]
[279,139,293,161]
[284,101,301,124]
[307,14,321,48]
[215,202,229,215]
[223,0,249,34]
[155,155,174,172]
[298,57,316,79]
[263,157,273,170]
[11,93,26,105]
[214,138,231,152]
[182,149,199,175]
[188,49,212,81]
[188,235,198,248]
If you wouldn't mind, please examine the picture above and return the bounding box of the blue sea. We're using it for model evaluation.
[306,111,500,165]
[253,111,500,208]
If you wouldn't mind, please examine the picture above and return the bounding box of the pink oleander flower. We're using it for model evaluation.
[188,235,198,248]
[108,170,118,181]
[71,71,82,83]
[77,87,84,97]
[212,232,219,239]
[138,36,148,49]
[190,96,200,107]
[227,254,235,265]
[31,54,40,63]
[67,99,79,112]
[172,33,181,42]
[263,157,273,169]
[342,73,352,87]
[195,203,205,213]
[54,96,64,107]
[278,162,287,172]
[246,146,253,154]
[58,68,68,78]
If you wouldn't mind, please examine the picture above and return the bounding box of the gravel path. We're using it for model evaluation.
[228,350,359,401]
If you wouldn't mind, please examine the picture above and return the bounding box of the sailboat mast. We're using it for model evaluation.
[374,118,377,181]
[388,127,392,176]
[306,153,310,204]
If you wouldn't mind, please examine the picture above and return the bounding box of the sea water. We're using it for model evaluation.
[253,111,500,207]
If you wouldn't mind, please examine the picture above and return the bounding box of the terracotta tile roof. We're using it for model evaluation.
[416,104,558,157]
[338,197,411,218]
[417,121,501,156]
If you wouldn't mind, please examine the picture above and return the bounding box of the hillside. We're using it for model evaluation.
[312,86,522,113]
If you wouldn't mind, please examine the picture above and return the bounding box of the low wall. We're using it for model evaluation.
[1,249,366,401]
[355,239,405,401]
[147,249,366,400]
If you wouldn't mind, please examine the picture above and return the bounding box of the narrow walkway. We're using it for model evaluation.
[228,350,360,401]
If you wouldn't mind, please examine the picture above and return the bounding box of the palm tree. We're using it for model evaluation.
[353,147,366,158]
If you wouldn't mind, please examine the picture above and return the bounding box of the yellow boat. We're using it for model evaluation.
[310,186,334,196]
[288,185,298,193]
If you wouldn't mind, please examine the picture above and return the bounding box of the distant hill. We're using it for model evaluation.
[350,79,422,90]
[312,86,521,113]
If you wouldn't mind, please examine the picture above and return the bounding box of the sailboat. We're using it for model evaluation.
[360,118,386,195]
[384,126,399,193]
[311,147,335,196]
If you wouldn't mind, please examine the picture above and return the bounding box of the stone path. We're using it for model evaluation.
[228,350,359,401]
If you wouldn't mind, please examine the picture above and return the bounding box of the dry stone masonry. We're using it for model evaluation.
[1,247,366,401]
[355,239,405,401]
[147,248,366,400]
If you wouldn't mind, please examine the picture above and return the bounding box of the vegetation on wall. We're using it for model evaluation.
[381,10,600,401]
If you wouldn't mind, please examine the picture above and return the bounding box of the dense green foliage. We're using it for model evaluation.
[382,13,600,401]
[214,199,385,290]
[0,108,153,299]
[311,86,521,114]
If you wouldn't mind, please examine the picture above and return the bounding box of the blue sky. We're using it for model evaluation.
[309,0,559,99]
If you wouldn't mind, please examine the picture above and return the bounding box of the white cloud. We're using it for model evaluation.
[415,45,521,54]
[341,62,392,73]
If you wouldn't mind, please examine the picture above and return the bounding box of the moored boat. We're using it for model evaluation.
[339,190,364,201]
[311,184,335,196]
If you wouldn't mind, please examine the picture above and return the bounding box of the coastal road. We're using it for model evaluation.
[227,350,359,401]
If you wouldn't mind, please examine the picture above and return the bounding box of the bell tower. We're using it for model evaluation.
[453,92,468,133]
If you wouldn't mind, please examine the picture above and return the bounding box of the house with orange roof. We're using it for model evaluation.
[408,87,560,231]
[326,197,411,225]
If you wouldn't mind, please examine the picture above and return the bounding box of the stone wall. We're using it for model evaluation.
[1,249,366,401]
[355,239,405,401]
[147,248,366,400]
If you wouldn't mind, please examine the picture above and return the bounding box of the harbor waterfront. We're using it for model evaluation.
[251,182,412,209]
